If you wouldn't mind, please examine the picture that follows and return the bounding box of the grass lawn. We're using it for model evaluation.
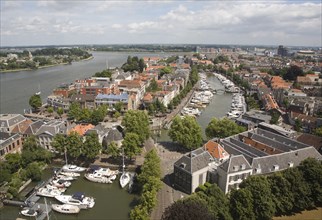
[274,207,322,220]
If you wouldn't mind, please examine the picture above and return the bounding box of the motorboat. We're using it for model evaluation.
[120,172,131,188]
[60,172,81,177]
[52,179,72,188]
[52,204,80,214]
[62,164,86,173]
[20,208,38,217]
[55,192,95,209]
[84,173,113,184]
[37,187,62,198]
[88,165,119,177]
[55,174,76,181]
[46,183,66,193]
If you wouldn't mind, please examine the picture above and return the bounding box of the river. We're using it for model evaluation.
[0,52,232,220]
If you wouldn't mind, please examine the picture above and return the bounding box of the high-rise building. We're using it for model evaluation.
[277,45,288,57]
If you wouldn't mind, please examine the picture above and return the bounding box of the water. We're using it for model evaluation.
[0,51,189,114]
[0,167,137,220]
[0,52,232,219]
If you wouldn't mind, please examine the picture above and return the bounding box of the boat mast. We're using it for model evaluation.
[44,197,49,220]
[64,147,68,166]
[122,148,125,173]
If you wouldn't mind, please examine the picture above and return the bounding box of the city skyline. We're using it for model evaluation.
[1,0,321,47]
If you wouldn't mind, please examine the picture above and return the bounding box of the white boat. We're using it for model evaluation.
[60,172,81,177]
[46,183,66,192]
[52,204,80,214]
[37,187,62,198]
[52,179,72,188]
[88,165,119,177]
[84,173,113,184]
[20,208,38,217]
[120,148,130,188]
[120,172,131,188]
[56,174,76,181]
[55,192,95,209]
[62,164,86,173]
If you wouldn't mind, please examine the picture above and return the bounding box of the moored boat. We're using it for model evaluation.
[84,173,113,184]
[120,172,131,188]
[20,208,38,217]
[55,192,95,209]
[52,204,80,214]
[37,187,62,198]
[62,164,86,173]
[60,172,81,177]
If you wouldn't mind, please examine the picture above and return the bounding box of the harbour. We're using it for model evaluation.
[0,52,233,220]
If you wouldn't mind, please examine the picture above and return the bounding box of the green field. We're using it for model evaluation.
[274,207,322,220]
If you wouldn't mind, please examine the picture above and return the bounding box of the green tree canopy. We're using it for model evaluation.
[267,173,294,215]
[205,117,246,139]
[122,133,141,159]
[66,131,83,159]
[160,66,173,77]
[197,183,232,220]
[122,110,150,144]
[82,133,101,160]
[51,133,67,154]
[106,141,119,158]
[162,196,214,220]
[240,176,276,220]
[29,94,42,110]
[168,116,203,150]
[68,102,82,121]
[229,188,255,220]
[5,153,22,173]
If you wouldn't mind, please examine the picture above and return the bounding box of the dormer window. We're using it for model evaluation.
[288,162,294,168]
[255,168,261,174]
[233,166,239,171]
[240,164,246,170]
[273,165,279,171]
[179,163,186,168]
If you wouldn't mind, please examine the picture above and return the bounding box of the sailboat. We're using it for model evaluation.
[119,148,130,188]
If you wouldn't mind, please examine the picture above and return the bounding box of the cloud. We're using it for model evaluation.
[112,24,123,29]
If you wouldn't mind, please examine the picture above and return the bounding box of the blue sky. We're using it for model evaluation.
[1,0,321,47]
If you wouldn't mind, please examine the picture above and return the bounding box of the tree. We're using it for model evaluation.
[160,66,173,77]
[283,65,304,81]
[114,102,124,113]
[4,153,22,173]
[130,204,149,220]
[82,133,101,160]
[168,116,203,150]
[29,94,42,110]
[283,167,313,211]
[229,188,255,220]
[205,117,246,139]
[122,133,141,159]
[22,135,39,152]
[113,111,121,120]
[267,173,294,215]
[106,142,119,158]
[47,106,54,114]
[137,149,161,187]
[66,131,83,159]
[25,162,42,181]
[91,105,107,125]
[294,118,302,132]
[122,110,150,144]
[162,196,213,220]
[51,134,67,154]
[57,107,64,117]
[314,127,322,137]
[298,158,322,205]
[270,111,280,124]
[79,108,92,122]
[138,58,146,72]
[197,183,232,220]
[68,102,82,121]
[239,176,276,220]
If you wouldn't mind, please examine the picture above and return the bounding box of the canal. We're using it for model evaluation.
[0,52,232,219]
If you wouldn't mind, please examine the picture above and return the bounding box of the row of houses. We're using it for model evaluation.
[47,57,191,112]
[0,114,124,159]
[174,128,322,194]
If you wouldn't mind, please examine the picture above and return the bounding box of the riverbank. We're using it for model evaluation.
[0,56,94,73]
[273,207,322,220]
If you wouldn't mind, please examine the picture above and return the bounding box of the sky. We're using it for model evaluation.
[1,0,321,47]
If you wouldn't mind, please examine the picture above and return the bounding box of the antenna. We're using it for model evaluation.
[106,59,109,70]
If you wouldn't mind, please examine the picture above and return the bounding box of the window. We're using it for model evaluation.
[273,165,279,171]
[17,140,20,145]
[255,168,261,174]
[288,162,294,168]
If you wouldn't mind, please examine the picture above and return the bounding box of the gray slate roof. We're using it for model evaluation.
[174,148,213,174]
[219,154,252,174]
[252,147,322,174]
[24,121,45,135]
[105,128,123,142]
[0,114,26,128]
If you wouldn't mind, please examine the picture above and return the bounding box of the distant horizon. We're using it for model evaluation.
[1,1,321,47]
[0,43,320,50]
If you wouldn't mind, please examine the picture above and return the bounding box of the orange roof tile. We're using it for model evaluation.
[68,124,95,136]
[204,140,229,159]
